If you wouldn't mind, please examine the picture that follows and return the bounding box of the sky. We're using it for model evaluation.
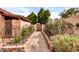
[2,7,67,19]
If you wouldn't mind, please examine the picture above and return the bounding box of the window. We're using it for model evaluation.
[5,17,12,38]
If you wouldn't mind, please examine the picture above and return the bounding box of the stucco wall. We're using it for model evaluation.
[12,19,20,37]
[0,13,5,38]
[0,16,31,38]
[20,20,31,29]
[12,18,31,37]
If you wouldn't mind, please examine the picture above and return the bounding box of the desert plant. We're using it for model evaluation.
[44,19,54,36]
[44,18,74,37]
[44,19,60,37]
[50,35,79,52]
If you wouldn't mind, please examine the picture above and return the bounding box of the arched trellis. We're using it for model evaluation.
[0,25,21,46]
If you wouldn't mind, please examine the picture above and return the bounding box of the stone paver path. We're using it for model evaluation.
[23,31,50,52]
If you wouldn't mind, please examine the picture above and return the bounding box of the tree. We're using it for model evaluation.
[59,8,79,18]
[27,8,50,24]
[27,12,37,24]
[44,18,54,37]
[57,18,73,34]
[38,8,50,24]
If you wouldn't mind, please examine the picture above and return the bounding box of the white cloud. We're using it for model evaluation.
[50,12,60,19]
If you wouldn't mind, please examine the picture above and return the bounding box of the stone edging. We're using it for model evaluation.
[0,45,24,52]
[41,32,53,52]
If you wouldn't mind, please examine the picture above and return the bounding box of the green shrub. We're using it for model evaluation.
[44,19,60,37]
[12,36,21,44]
[21,27,29,38]
[21,26,34,39]
[44,19,73,37]
[50,35,79,52]
[12,26,34,44]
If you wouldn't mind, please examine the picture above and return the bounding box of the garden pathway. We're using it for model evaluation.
[23,31,51,52]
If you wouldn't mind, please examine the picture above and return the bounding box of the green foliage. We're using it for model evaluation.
[50,35,79,52]
[44,19,59,37]
[59,8,79,18]
[21,27,29,38]
[38,8,50,24]
[12,26,34,44]
[44,18,73,37]
[44,19,54,36]
[27,8,50,24]
[12,36,21,44]
[27,12,37,24]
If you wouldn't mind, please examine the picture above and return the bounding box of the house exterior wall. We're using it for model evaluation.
[0,15,31,38]
[12,18,20,37]
[20,20,31,29]
[12,18,31,37]
[0,13,5,38]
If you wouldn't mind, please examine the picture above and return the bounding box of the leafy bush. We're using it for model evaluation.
[44,19,60,37]
[21,26,34,39]
[44,18,73,37]
[12,36,21,44]
[44,21,54,36]
[21,27,30,39]
[50,35,79,52]
[12,26,34,44]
